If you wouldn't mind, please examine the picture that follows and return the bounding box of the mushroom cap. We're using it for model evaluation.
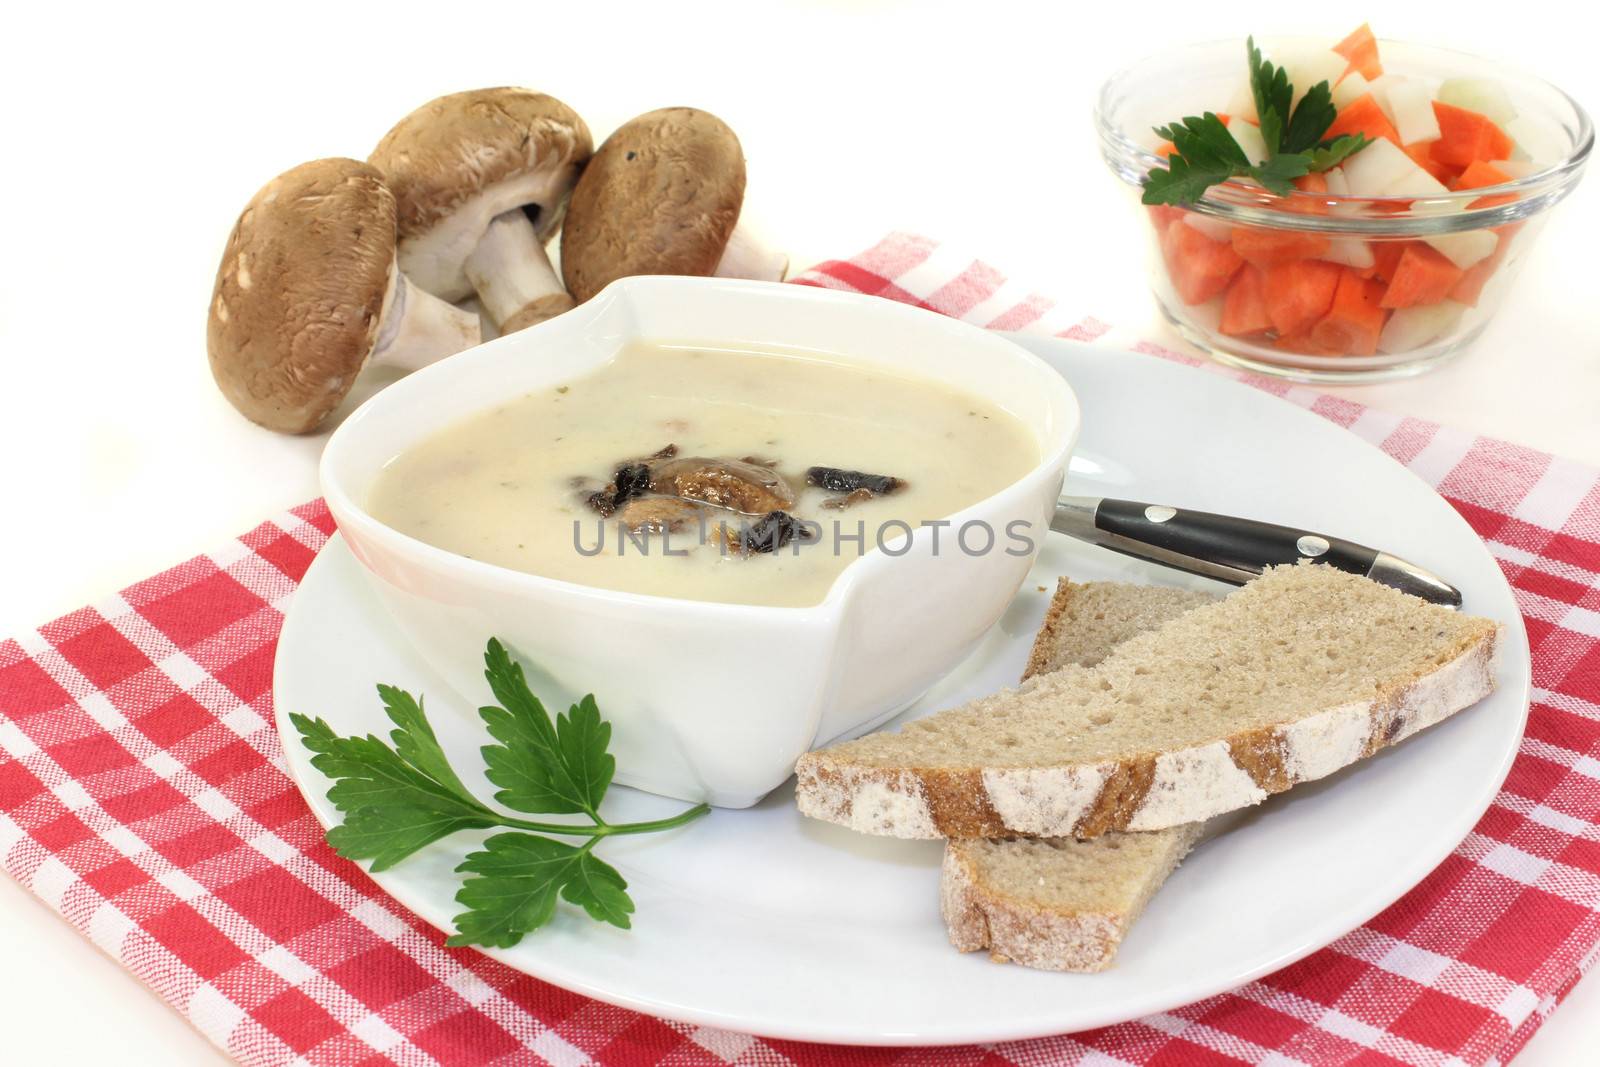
[207,158,397,434]
[560,108,747,303]
[369,88,592,299]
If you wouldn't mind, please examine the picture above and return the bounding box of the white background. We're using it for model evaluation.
[1,1,1596,1063]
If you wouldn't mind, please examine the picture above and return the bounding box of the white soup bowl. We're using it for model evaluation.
[320,276,1079,807]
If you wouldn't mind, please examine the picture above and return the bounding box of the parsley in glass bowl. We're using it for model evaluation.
[1095,33,1591,381]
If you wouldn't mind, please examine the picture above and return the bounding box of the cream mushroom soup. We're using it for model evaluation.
[367,343,1040,606]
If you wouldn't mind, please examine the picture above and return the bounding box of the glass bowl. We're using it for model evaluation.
[1096,37,1592,381]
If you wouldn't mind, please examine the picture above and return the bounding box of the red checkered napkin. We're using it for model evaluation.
[2,234,1598,1067]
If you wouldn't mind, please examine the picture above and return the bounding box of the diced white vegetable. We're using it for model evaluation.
[1489,158,1543,178]
[1365,74,1401,124]
[1226,81,1259,124]
[1230,120,1269,166]
[1378,301,1467,354]
[1332,71,1371,110]
[1322,238,1376,269]
[1340,137,1413,193]
[1321,166,1364,217]
[1502,114,1559,164]
[1437,77,1518,126]
[1426,229,1499,270]
[1278,47,1350,107]
[1182,213,1235,242]
[1385,78,1442,145]
[1389,169,1452,201]
[1387,162,1450,202]
[1341,137,1448,198]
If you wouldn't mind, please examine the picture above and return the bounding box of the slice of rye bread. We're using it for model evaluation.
[943,579,1214,971]
[796,563,1499,840]
[1022,580,1218,680]
[942,825,1206,971]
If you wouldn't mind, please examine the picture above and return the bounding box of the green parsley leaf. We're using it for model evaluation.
[1307,134,1371,172]
[293,639,708,947]
[290,712,497,870]
[1142,113,1252,205]
[478,639,614,817]
[1141,34,1374,206]
[1155,113,1249,170]
[1251,153,1314,196]
[448,835,634,948]
[328,804,497,873]
[292,712,483,819]
[1283,79,1339,154]
[1248,36,1292,155]
[1142,156,1236,205]
[380,685,477,800]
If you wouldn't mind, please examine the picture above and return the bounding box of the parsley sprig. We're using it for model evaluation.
[1143,36,1371,204]
[291,638,709,948]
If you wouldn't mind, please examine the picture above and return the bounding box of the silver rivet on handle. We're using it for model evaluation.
[1297,534,1331,557]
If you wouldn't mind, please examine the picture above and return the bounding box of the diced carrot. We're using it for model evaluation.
[1431,102,1515,168]
[1370,241,1410,282]
[1449,224,1517,306]
[1468,188,1517,209]
[1380,244,1465,308]
[1325,94,1402,147]
[1285,172,1333,216]
[1310,270,1389,356]
[1216,113,1233,127]
[1274,330,1345,356]
[1448,252,1500,307]
[1403,141,1460,184]
[1147,205,1184,235]
[1453,160,1513,189]
[1262,260,1342,336]
[1370,197,1415,216]
[1453,160,1517,208]
[1220,266,1272,336]
[1162,220,1245,305]
[1334,23,1383,81]
[1232,224,1332,265]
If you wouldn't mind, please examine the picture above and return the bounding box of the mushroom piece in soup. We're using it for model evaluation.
[366,343,1039,607]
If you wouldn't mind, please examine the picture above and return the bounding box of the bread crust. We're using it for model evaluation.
[796,625,1497,839]
[1022,578,1079,682]
[940,828,1203,971]
[939,843,1120,971]
[937,581,1220,971]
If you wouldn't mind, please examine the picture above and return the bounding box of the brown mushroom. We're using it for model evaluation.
[559,108,787,303]
[370,88,591,335]
[649,456,795,515]
[207,158,480,434]
[618,495,708,534]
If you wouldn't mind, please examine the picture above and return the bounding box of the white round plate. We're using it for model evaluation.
[274,339,1530,1046]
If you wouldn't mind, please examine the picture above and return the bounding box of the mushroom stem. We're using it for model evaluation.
[714,223,788,282]
[464,209,575,333]
[372,269,482,373]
